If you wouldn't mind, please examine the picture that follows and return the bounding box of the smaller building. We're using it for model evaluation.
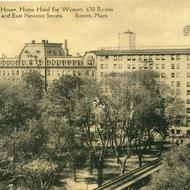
[0,40,96,84]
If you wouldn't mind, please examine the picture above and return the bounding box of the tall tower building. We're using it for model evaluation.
[118,30,136,50]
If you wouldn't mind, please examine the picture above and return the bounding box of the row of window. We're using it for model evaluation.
[100,63,184,70]
[99,55,190,62]
[0,59,84,67]
[0,69,96,78]
[47,59,83,66]
[47,70,95,77]
[171,81,181,87]
[171,81,190,87]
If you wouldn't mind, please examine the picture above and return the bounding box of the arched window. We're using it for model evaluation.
[87,56,95,66]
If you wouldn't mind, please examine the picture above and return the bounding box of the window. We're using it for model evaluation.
[139,56,143,61]
[176,88,180,95]
[156,64,159,69]
[100,56,104,61]
[171,63,175,69]
[188,81,190,87]
[149,63,153,69]
[100,72,103,77]
[16,70,19,76]
[114,64,117,69]
[29,59,33,66]
[171,73,175,78]
[176,72,180,78]
[105,64,108,69]
[161,73,166,78]
[118,56,122,61]
[144,55,148,61]
[118,64,122,69]
[156,55,160,60]
[176,63,180,69]
[187,55,190,61]
[149,55,153,61]
[187,72,190,78]
[127,64,131,69]
[144,63,148,69]
[85,70,89,76]
[127,56,131,61]
[132,64,136,69]
[187,108,190,113]
[188,63,190,69]
[91,71,95,76]
[57,60,61,66]
[187,99,190,104]
[132,56,136,61]
[187,118,190,125]
[100,64,104,69]
[176,55,180,60]
[176,81,180,87]
[105,56,109,61]
[187,90,190,95]
[171,81,175,87]
[52,60,56,66]
[88,56,95,66]
[62,60,65,66]
[161,64,165,69]
[139,63,143,69]
[36,50,41,54]
[171,55,175,60]
[161,55,165,60]
[113,56,117,61]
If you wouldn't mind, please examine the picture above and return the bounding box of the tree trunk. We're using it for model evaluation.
[73,159,77,182]
[138,152,143,167]
[89,152,94,175]
[120,162,126,175]
[97,160,104,186]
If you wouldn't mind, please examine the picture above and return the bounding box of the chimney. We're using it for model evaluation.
[32,40,35,44]
[64,39,69,56]
[42,40,46,44]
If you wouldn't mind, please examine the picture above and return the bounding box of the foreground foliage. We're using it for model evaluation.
[148,146,190,190]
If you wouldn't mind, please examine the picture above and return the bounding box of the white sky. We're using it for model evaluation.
[1,0,190,56]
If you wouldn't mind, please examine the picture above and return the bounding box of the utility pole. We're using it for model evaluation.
[44,45,47,91]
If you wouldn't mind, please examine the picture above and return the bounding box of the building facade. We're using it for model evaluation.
[0,40,96,84]
[83,48,190,126]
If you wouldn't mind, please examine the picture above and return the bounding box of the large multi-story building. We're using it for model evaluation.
[2,35,190,128]
[83,46,190,127]
[0,39,96,86]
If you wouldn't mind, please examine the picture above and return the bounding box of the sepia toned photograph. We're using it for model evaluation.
[0,0,190,189]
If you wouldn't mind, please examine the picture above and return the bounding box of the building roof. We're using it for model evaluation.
[87,48,190,56]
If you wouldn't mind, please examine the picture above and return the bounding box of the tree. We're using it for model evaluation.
[0,82,40,133]
[100,76,135,175]
[22,70,45,100]
[146,146,190,190]
[43,75,86,182]
[71,79,113,186]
